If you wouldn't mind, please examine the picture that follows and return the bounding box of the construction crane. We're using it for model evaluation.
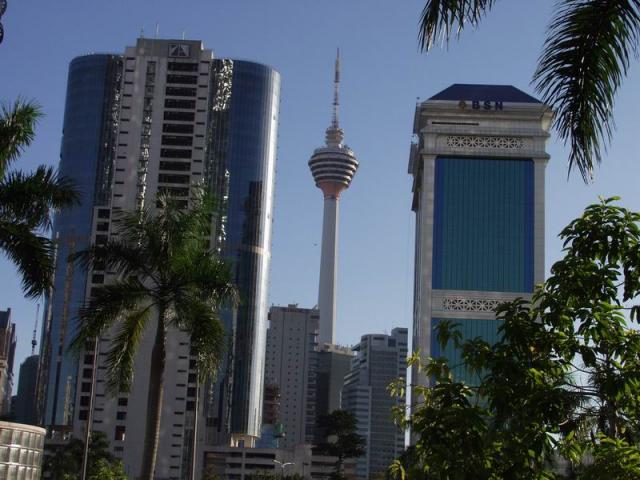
[32,303,39,355]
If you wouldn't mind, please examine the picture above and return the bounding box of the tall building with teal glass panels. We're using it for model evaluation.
[408,84,552,386]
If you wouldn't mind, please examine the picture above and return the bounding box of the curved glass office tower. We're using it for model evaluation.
[39,54,122,427]
[205,59,280,444]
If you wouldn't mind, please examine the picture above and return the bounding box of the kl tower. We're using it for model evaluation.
[309,50,359,345]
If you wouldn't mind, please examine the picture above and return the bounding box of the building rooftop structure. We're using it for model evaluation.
[428,83,542,103]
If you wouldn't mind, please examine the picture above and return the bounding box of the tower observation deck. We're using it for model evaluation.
[309,51,359,345]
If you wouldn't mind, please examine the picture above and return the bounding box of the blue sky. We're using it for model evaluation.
[2,0,640,382]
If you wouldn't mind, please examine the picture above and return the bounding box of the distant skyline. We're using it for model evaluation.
[2,0,640,387]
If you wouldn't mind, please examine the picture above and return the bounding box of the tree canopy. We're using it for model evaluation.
[391,198,640,479]
[43,431,127,480]
[315,409,366,480]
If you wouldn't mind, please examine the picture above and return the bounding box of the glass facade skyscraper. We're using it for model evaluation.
[39,39,279,477]
[38,54,122,427]
[205,59,280,443]
[409,84,552,387]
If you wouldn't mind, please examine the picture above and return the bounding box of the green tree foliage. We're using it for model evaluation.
[417,1,640,181]
[70,191,236,480]
[0,99,78,297]
[390,198,640,478]
[44,432,126,480]
[315,409,366,479]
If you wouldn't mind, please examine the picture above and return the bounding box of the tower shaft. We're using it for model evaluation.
[309,50,358,347]
[318,195,339,345]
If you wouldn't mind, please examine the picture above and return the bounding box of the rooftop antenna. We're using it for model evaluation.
[332,48,341,129]
[140,26,145,38]
[182,29,186,40]
[32,303,39,355]
[155,22,159,38]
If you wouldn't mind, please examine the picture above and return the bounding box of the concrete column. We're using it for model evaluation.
[318,195,339,345]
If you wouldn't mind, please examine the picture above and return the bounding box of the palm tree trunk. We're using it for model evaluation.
[140,309,167,480]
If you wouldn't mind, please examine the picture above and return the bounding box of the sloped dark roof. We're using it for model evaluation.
[429,84,542,104]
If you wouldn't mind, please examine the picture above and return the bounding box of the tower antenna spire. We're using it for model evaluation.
[32,303,39,355]
[332,48,340,129]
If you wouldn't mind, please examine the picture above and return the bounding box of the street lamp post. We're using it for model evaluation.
[273,460,295,479]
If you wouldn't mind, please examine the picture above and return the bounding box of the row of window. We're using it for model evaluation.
[162,135,193,146]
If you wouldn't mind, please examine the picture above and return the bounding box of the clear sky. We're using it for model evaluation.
[2,0,640,385]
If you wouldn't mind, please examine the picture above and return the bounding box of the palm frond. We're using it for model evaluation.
[533,0,640,181]
[0,99,42,175]
[173,298,226,381]
[70,240,156,282]
[70,279,149,352]
[419,0,497,51]
[0,165,79,229]
[183,255,237,307]
[0,220,53,298]
[104,304,152,393]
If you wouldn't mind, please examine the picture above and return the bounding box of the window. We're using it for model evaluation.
[164,111,195,122]
[188,373,197,383]
[166,74,197,85]
[83,354,94,365]
[118,397,128,407]
[97,209,110,219]
[95,234,108,245]
[168,62,198,72]
[158,187,189,197]
[114,426,126,442]
[83,368,92,379]
[166,86,197,97]
[80,396,90,407]
[165,98,196,109]
[163,123,194,134]
[116,411,127,421]
[79,410,88,420]
[162,135,193,146]
[187,387,196,398]
[82,382,92,393]
[158,174,190,184]
[160,161,191,172]
[161,148,191,159]
[92,274,105,284]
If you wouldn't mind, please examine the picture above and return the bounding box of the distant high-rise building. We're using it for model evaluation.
[306,344,353,444]
[342,328,407,479]
[264,306,355,450]
[40,37,279,478]
[408,84,551,387]
[0,309,16,416]
[308,52,358,345]
[14,355,39,425]
[264,305,319,449]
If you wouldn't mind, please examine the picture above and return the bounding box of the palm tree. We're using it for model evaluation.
[71,192,236,480]
[0,99,79,297]
[418,0,640,181]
